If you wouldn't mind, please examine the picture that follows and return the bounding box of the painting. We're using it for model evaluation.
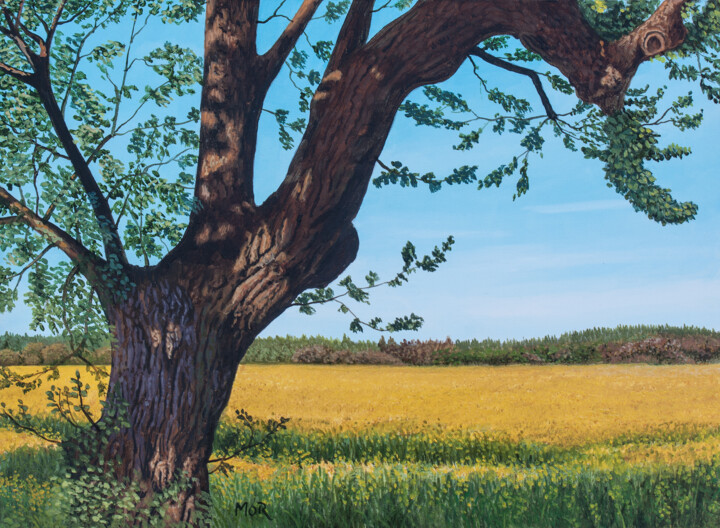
[1,1,719,526]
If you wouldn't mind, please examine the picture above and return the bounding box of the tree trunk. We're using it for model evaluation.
[94,274,252,525]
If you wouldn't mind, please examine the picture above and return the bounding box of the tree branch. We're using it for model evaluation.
[326,0,375,72]
[517,0,691,114]
[0,216,21,225]
[469,47,558,121]
[47,0,68,45]
[0,410,62,445]
[5,243,55,283]
[0,185,106,284]
[260,0,323,79]
[1,3,127,266]
[258,0,288,24]
[0,59,33,81]
[33,83,128,266]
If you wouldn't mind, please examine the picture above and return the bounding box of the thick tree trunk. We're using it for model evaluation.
[95,275,252,525]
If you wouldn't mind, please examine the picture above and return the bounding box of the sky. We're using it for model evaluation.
[1,2,719,342]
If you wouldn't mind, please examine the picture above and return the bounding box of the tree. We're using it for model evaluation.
[0,0,718,523]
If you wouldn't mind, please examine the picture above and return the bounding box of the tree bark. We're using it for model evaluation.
[97,274,243,524]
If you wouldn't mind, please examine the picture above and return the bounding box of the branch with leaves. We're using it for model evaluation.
[208,409,290,475]
[469,47,559,121]
[0,0,128,267]
[291,236,455,333]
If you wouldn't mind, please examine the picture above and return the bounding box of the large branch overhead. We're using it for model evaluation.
[326,0,375,72]
[260,0,324,78]
[254,0,691,299]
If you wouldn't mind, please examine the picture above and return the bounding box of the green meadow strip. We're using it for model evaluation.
[207,460,720,528]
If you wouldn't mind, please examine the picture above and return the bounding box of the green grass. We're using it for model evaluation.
[4,416,720,527]
[208,461,720,528]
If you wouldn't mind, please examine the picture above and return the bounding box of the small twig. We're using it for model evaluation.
[0,410,61,444]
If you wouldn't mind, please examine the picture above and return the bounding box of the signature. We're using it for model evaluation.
[234,500,272,521]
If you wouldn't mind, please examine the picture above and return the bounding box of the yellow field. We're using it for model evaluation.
[2,364,720,448]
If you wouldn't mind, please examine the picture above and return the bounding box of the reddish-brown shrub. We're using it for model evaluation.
[599,337,709,364]
[347,349,404,365]
[0,348,22,366]
[291,345,405,365]
[291,345,337,364]
[41,343,72,365]
[521,352,545,364]
[21,342,45,365]
[378,336,455,366]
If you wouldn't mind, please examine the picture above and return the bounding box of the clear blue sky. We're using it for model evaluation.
[1,2,718,341]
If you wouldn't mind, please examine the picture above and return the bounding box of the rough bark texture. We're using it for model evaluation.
[0,0,691,525]
[101,275,242,522]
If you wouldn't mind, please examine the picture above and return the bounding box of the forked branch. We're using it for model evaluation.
[469,47,558,121]
[0,1,128,266]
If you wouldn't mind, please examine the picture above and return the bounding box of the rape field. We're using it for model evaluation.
[3,364,720,526]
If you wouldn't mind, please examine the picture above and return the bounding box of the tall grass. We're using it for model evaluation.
[208,459,720,528]
[5,435,720,528]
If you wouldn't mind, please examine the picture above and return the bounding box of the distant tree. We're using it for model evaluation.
[0,0,718,524]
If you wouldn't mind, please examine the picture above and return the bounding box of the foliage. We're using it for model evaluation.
[292,236,455,333]
[244,335,380,363]
[291,345,403,365]
[210,408,291,477]
[376,336,455,366]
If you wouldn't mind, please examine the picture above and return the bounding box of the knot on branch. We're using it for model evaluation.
[304,224,359,290]
[641,29,667,56]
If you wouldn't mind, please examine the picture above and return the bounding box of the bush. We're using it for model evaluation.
[378,336,455,366]
[478,349,526,366]
[90,346,112,365]
[0,348,22,366]
[21,342,45,365]
[291,345,337,364]
[599,336,720,364]
[291,346,404,365]
[351,349,404,365]
[40,343,72,365]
